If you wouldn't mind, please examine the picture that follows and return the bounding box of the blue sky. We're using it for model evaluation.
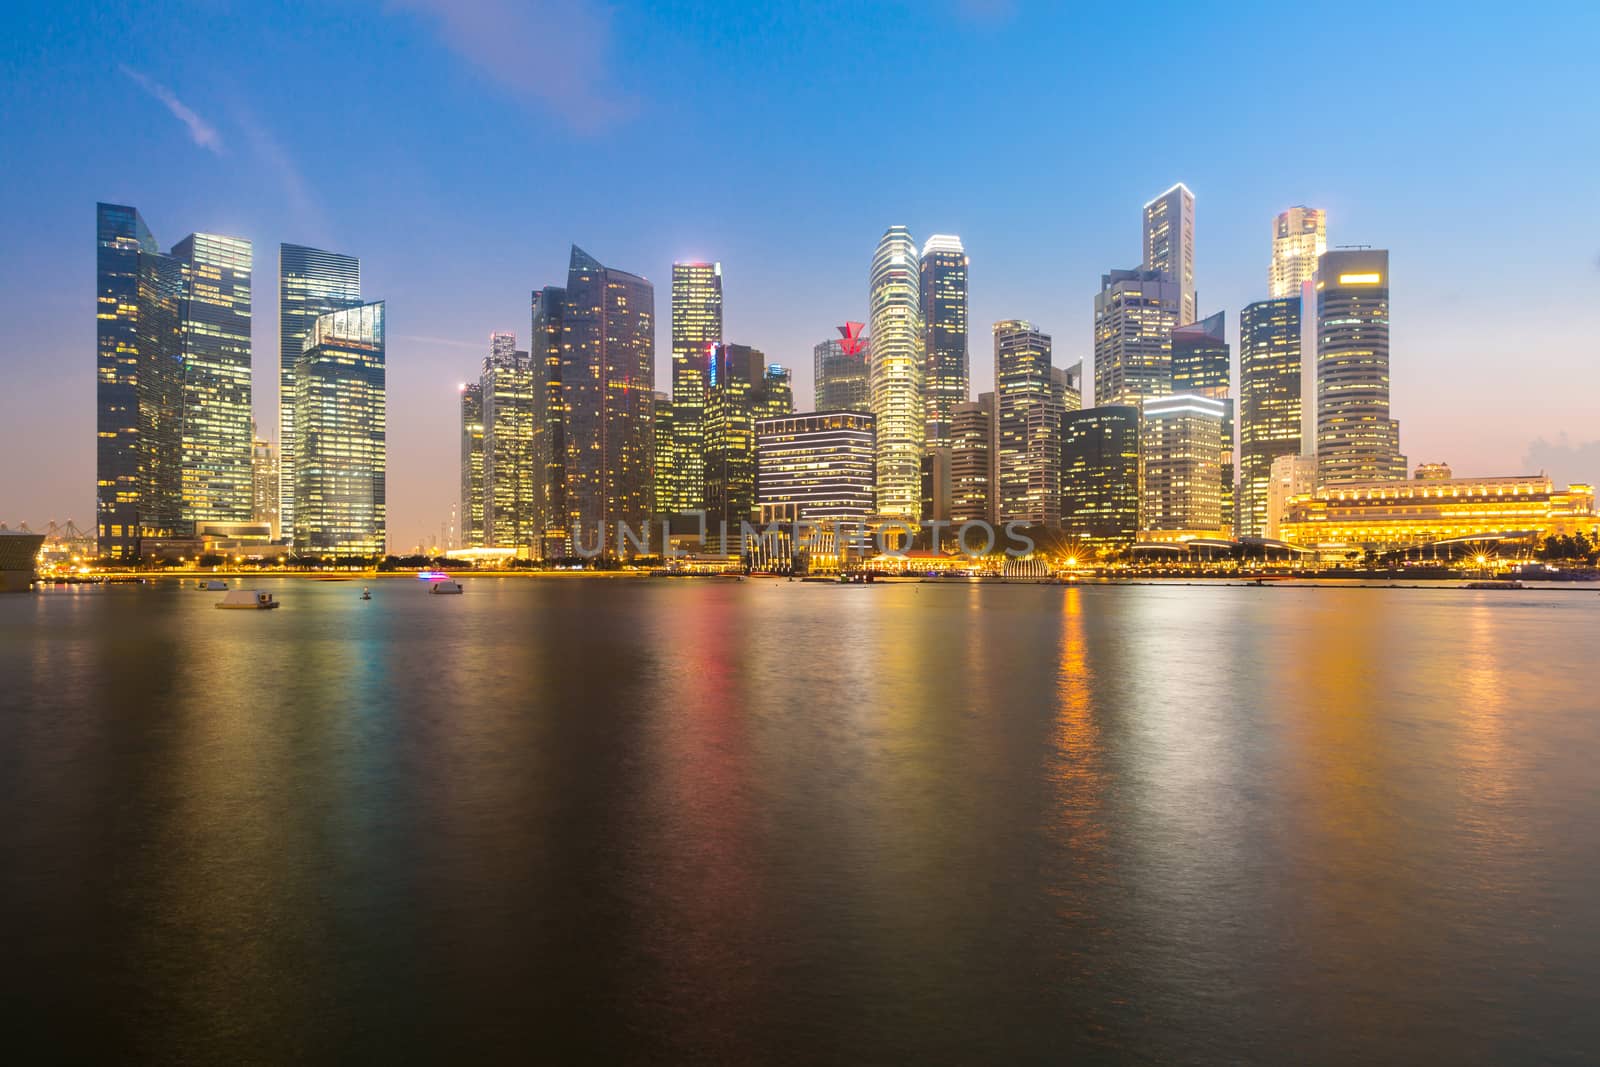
[2,0,1598,547]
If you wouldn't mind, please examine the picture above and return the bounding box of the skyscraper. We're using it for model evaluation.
[703,342,773,534]
[993,321,1070,527]
[1316,249,1405,484]
[481,334,536,549]
[530,286,566,546]
[1093,268,1180,406]
[1143,183,1196,325]
[761,364,793,421]
[293,302,386,556]
[171,232,253,526]
[814,323,871,413]
[669,262,722,515]
[95,203,183,559]
[1140,394,1226,533]
[1062,406,1141,550]
[949,394,995,526]
[868,226,923,519]
[1269,207,1326,299]
[756,412,876,524]
[1239,298,1303,538]
[920,234,969,447]
[251,426,279,541]
[654,391,674,519]
[279,244,360,535]
[459,382,485,548]
[1171,311,1234,532]
[561,246,655,552]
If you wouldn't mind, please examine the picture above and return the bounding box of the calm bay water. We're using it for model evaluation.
[2,578,1598,1063]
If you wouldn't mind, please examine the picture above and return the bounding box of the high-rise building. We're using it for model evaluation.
[250,426,279,541]
[949,394,996,526]
[481,334,536,549]
[756,412,876,524]
[653,391,674,519]
[1062,406,1141,550]
[994,320,1057,525]
[95,203,183,559]
[1269,207,1326,299]
[1239,298,1304,538]
[1316,249,1405,485]
[703,342,772,533]
[1171,311,1234,532]
[814,323,871,413]
[761,364,793,421]
[868,226,923,519]
[171,232,253,526]
[920,235,969,447]
[1143,183,1196,325]
[561,246,655,552]
[1265,453,1318,539]
[292,302,386,556]
[529,286,566,544]
[459,382,485,547]
[1093,268,1181,406]
[1140,394,1226,533]
[279,244,360,535]
[669,262,722,515]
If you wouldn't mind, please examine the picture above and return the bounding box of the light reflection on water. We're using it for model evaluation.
[2,579,1598,1064]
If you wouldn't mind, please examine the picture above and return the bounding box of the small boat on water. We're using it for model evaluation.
[1464,579,1525,590]
[198,579,228,591]
[361,587,372,600]
[216,589,280,610]
[428,580,464,595]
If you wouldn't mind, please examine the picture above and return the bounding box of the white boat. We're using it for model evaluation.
[216,589,280,609]
[428,580,464,595]
[199,579,228,591]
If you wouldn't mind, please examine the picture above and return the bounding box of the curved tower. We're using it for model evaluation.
[868,226,923,519]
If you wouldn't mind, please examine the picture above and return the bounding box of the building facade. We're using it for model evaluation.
[292,302,386,556]
[669,262,722,515]
[868,226,924,519]
[1266,453,1318,540]
[1093,268,1181,406]
[1062,405,1141,550]
[1239,298,1304,538]
[251,427,279,541]
[1269,206,1326,299]
[459,382,485,547]
[529,286,566,545]
[1316,249,1405,484]
[702,343,772,533]
[1140,394,1226,533]
[756,411,876,523]
[1143,183,1196,325]
[279,244,360,535]
[1171,311,1234,532]
[815,323,871,413]
[481,334,536,549]
[994,321,1059,526]
[920,235,969,448]
[949,394,995,526]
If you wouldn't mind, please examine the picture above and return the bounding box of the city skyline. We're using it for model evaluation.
[6,3,1600,547]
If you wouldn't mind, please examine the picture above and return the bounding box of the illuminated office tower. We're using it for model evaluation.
[481,333,535,549]
[920,235,969,446]
[171,232,253,525]
[654,391,674,518]
[1239,298,1303,538]
[1171,311,1234,532]
[250,426,279,541]
[814,323,871,412]
[1143,183,1196,325]
[459,383,485,547]
[1093,268,1181,406]
[868,226,924,519]
[95,203,183,559]
[1062,406,1141,550]
[1140,394,1226,533]
[293,302,386,556]
[1266,453,1318,539]
[529,286,566,541]
[949,394,996,525]
[669,262,721,515]
[561,246,655,551]
[756,412,877,524]
[1269,207,1326,298]
[1316,249,1405,484]
[761,364,794,421]
[279,244,360,534]
[994,320,1064,526]
[703,342,770,533]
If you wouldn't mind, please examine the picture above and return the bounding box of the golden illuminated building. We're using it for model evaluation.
[1269,206,1326,299]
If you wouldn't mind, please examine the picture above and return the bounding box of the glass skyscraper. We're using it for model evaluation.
[702,342,775,534]
[279,244,361,536]
[814,324,871,413]
[1316,249,1405,485]
[530,286,566,547]
[670,262,722,516]
[1061,406,1141,550]
[1171,311,1234,532]
[1239,298,1303,538]
[561,246,655,553]
[920,235,969,447]
[292,302,386,557]
[1093,267,1180,406]
[949,393,995,526]
[1143,183,1196,325]
[994,320,1060,526]
[756,412,877,524]
[459,382,485,547]
[1269,207,1326,299]
[1140,394,1226,532]
[868,226,924,520]
[482,333,536,549]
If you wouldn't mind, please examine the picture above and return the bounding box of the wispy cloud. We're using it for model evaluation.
[231,108,327,242]
[119,66,225,154]
[387,0,633,131]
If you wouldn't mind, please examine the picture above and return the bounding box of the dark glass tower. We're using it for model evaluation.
[459,383,485,547]
[670,262,722,516]
[1170,310,1234,532]
[279,244,361,536]
[530,286,567,547]
[561,246,655,553]
[702,342,766,535]
[920,235,969,446]
[95,203,183,559]
[1061,406,1141,550]
[1239,298,1302,538]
